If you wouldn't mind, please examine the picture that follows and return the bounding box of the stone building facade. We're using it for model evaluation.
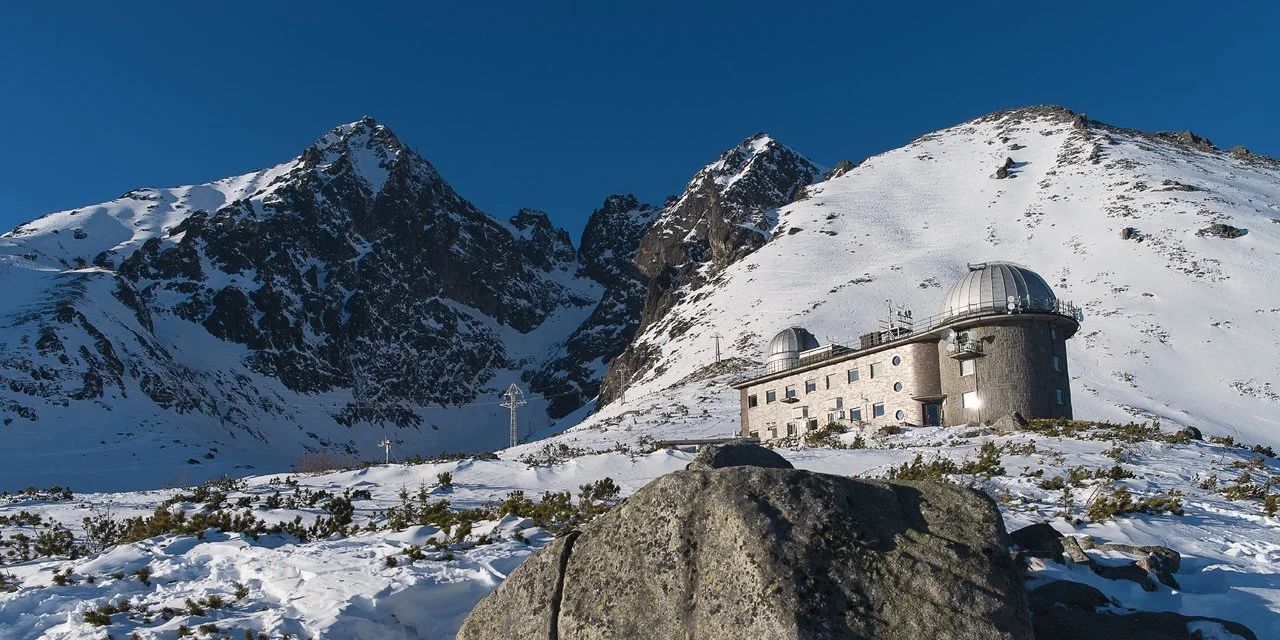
[732,262,1080,440]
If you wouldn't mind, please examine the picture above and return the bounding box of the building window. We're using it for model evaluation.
[805,379,817,394]
[873,403,885,418]
[895,409,905,420]
[825,373,838,389]
[768,424,778,438]
[891,355,902,366]
[787,423,796,436]
[748,394,758,408]
[828,412,838,423]
[850,408,863,421]
[785,385,797,399]
[963,391,980,409]
[807,418,819,430]
[960,359,975,377]
[893,382,904,392]
[766,390,777,403]
[749,430,759,439]
[847,368,860,382]
[1055,389,1065,405]
[1052,355,1062,372]
[870,363,883,378]
[1051,328,1059,340]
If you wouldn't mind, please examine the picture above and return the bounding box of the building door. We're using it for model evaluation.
[924,403,942,427]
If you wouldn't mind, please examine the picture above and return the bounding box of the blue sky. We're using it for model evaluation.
[2,1,1277,240]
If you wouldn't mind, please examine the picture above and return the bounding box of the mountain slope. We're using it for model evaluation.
[532,106,1280,453]
[0,119,613,490]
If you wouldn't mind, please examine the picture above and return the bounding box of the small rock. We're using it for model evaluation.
[1197,223,1245,239]
[686,442,793,470]
[1176,426,1202,440]
[1010,523,1064,561]
[1033,609,1257,640]
[1091,562,1157,591]
[1026,580,1114,615]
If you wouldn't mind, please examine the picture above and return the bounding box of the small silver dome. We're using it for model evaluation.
[940,262,1057,321]
[765,327,820,373]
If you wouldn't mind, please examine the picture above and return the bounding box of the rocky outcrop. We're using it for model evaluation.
[526,195,660,418]
[602,135,822,403]
[457,466,1032,640]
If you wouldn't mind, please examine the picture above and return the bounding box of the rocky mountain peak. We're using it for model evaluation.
[296,116,435,195]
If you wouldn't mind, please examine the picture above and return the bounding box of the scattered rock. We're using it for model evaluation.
[686,442,793,471]
[1121,227,1139,241]
[1159,179,1199,192]
[1197,223,1245,239]
[1010,522,1065,561]
[458,467,1033,639]
[1076,538,1181,589]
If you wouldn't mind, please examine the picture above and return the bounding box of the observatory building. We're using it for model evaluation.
[732,262,1080,440]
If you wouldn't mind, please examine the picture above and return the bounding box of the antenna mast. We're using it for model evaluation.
[712,333,724,364]
[501,383,527,448]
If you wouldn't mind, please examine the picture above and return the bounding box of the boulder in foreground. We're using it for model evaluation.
[458,466,1031,639]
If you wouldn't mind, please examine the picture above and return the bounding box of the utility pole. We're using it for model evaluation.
[712,333,723,364]
[501,383,527,448]
[616,362,628,404]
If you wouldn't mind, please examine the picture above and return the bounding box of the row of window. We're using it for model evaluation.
[749,357,904,407]
[956,355,1063,379]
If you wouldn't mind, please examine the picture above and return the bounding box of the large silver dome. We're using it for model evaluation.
[940,262,1057,321]
[765,327,820,373]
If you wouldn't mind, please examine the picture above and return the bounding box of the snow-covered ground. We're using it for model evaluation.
[3,416,1278,639]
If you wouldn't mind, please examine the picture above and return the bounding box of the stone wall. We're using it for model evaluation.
[937,319,1073,424]
[740,341,941,439]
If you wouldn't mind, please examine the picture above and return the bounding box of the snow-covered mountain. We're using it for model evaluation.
[0,119,669,490]
[535,106,1280,453]
[4,106,1280,491]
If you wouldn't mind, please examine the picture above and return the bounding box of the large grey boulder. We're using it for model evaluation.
[457,467,1032,640]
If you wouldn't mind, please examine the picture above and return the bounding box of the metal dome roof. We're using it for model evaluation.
[765,327,820,373]
[940,262,1058,321]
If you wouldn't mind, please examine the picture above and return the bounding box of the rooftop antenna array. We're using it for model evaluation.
[879,300,914,336]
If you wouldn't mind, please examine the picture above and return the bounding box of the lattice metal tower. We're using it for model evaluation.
[501,383,527,448]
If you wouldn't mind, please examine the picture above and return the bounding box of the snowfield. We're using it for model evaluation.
[3,416,1279,639]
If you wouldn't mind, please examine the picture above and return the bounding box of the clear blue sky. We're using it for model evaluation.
[3,1,1277,241]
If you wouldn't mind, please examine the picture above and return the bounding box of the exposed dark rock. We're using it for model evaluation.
[1091,561,1157,591]
[1010,522,1064,561]
[685,441,793,470]
[825,158,859,179]
[604,134,821,402]
[1197,223,1245,238]
[1033,608,1257,640]
[1159,179,1199,192]
[459,467,1032,640]
[529,195,659,417]
[1176,426,1202,440]
[1154,130,1218,152]
[1026,580,1114,615]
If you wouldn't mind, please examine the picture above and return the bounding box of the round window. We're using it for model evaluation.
[893,382,903,392]
[895,409,905,420]
[892,356,902,366]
